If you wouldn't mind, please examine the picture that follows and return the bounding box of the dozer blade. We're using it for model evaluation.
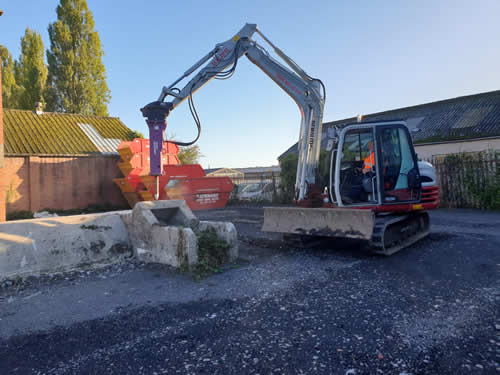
[262,207,375,241]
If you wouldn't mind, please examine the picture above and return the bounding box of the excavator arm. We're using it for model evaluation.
[141,23,325,201]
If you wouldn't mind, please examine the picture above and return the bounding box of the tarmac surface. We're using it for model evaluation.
[0,206,499,374]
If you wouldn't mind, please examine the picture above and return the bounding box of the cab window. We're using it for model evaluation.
[339,129,377,205]
[378,127,420,203]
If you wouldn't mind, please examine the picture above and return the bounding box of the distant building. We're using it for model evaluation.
[205,168,244,180]
[280,90,500,161]
[206,166,280,183]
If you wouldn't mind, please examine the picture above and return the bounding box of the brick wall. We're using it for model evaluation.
[3,155,128,215]
[0,59,5,221]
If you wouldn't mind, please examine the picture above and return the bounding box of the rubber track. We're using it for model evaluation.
[370,212,430,255]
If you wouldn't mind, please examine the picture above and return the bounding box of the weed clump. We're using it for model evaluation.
[190,229,230,279]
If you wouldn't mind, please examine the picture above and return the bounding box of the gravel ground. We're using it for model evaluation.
[0,206,499,374]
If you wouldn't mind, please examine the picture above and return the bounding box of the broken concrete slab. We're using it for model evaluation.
[0,211,131,282]
[125,200,238,268]
[125,200,198,267]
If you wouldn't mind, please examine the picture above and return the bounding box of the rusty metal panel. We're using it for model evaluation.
[262,207,374,240]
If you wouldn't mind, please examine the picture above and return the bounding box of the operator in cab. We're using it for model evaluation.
[363,140,375,174]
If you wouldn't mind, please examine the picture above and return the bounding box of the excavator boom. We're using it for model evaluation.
[141,23,325,202]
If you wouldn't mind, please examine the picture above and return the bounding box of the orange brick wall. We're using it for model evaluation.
[3,155,128,214]
[3,157,28,212]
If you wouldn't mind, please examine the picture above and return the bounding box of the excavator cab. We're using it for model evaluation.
[335,122,422,208]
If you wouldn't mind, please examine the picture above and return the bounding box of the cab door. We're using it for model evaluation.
[375,124,421,204]
[334,125,379,207]
[334,122,421,208]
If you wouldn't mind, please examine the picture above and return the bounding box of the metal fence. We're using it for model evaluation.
[229,173,281,202]
[226,153,500,208]
[230,173,281,187]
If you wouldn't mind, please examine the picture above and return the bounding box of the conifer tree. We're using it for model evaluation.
[16,28,48,110]
[46,0,110,115]
[0,45,20,108]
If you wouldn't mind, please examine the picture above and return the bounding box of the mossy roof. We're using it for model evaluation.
[3,109,136,155]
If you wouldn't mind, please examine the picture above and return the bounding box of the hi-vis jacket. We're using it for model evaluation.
[363,152,375,173]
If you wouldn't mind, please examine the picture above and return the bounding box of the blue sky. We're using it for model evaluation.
[1,0,499,168]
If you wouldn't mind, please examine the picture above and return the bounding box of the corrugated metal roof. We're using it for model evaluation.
[206,168,244,177]
[236,166,281,174]
[280,90,500,159]
[78,123,121,155]
[4,109,135,155]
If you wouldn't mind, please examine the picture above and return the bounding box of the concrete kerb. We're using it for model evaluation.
[0,200,238,282]
[0,211,131,282]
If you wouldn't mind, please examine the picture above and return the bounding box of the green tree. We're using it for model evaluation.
[166,133,203,164]
[128,129,144,139]
[0,45,20,108]
[16,28,48,110]
[46,0,110,115]
[279,153,298,202]
[278,150,330,203]
[178,145,202,165]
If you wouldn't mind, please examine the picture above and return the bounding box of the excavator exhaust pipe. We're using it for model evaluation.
[262,207,375,241]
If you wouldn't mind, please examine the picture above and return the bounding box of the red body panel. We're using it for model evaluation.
[321,185,440,213]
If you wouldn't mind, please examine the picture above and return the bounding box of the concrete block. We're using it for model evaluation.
[127,200,238,268]
[199,221,239,261]
[134,226,198,267]
[127,200,199,268]
[0,212,131,281]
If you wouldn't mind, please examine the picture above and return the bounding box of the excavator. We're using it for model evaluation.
[141,23,440,255]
